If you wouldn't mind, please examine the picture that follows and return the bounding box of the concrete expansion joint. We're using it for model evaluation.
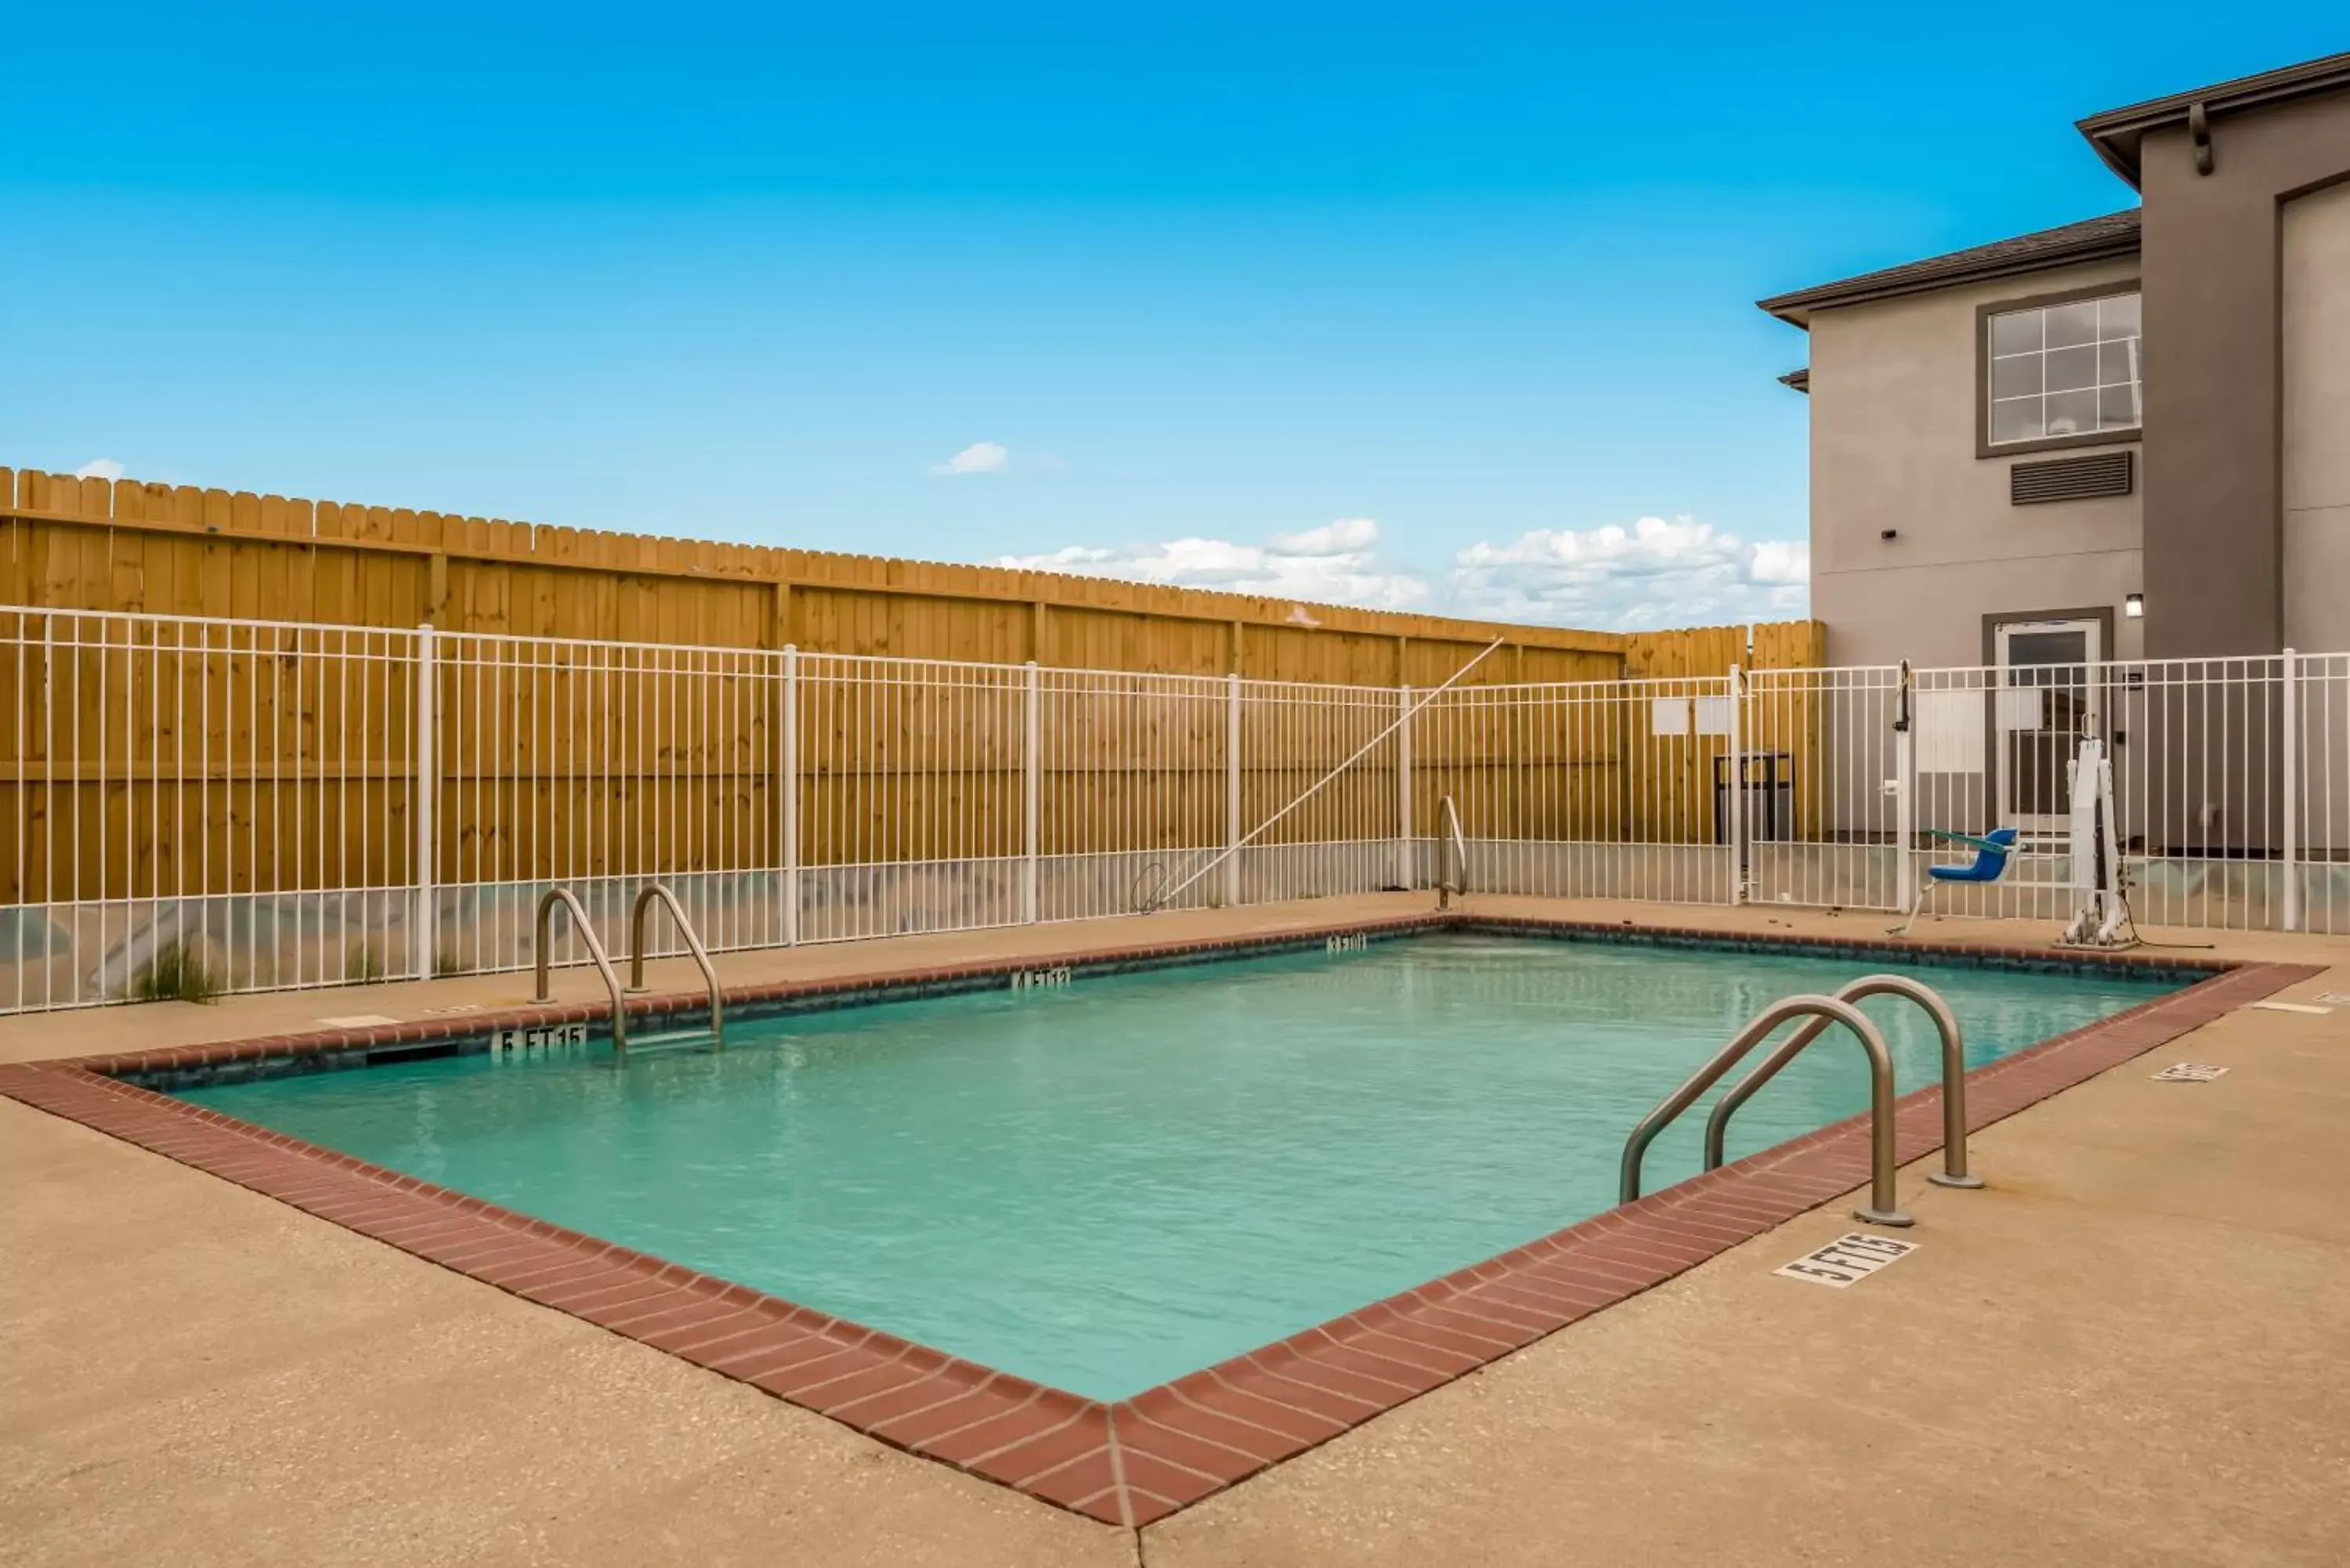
[1104,1405,1137,1530]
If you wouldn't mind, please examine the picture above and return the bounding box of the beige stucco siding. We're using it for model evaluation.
[2283,178,2350,655]
[1806,258,2145,668]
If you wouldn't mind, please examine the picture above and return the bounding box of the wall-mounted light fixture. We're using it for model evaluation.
[2124,593,2145,619]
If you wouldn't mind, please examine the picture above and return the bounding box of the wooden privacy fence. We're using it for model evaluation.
[1,463,1686,685]
[0,603,1827,1010]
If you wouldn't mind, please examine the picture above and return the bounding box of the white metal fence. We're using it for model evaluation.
[3,605,2344,1012]
[1413,674,1740,907]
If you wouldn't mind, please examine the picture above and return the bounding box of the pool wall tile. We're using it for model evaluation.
[0,912,2315,1531]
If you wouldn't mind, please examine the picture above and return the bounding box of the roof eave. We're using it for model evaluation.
[2074,49,2350,186]
[2080,130,2146,188]
[1755,229,2142,327]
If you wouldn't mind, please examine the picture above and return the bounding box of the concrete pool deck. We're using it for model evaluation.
[5,896,2348,1564]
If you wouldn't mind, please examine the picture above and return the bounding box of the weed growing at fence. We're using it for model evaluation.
[136,940,221,1006]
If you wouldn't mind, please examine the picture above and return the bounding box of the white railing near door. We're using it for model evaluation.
[1754,652,2350,935]
[2,603,2344,1013]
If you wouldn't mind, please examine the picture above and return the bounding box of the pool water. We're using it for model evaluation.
[179,935,2175,1400]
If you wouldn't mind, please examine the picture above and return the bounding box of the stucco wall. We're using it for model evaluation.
[2138,92,2350,658]
[2283,177,2350,654]
[1806,258,2146,670]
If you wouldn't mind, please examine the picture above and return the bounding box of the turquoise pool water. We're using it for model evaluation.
[179,935,2175,1400]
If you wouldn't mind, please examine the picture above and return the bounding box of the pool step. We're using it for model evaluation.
[621,1028,721,1055]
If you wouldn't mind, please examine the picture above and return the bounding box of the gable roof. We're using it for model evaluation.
[2078,50,2350,186]
[1755,209,2141,327]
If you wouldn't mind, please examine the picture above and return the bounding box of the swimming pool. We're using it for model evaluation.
[175,931,2177,1401]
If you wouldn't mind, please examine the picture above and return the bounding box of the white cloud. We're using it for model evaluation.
[999,518,1428,611]
[1448,516,1809,630]
[1267,516,1379,557]
[1747,539,1810,585]
[996,512,1810,630]
[935,441,1010,476]
[75,458,126,482]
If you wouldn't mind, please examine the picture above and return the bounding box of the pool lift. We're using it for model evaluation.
[2058,734,2135,950]
[1889,827,2019,938]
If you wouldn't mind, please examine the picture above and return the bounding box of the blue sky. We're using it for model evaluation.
[3,6,2340,627]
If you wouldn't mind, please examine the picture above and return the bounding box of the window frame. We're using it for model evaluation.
[1975,280,2144,459]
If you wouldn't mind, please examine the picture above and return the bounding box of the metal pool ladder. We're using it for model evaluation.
[1436,794,1468,910]
[626,883,725,1050]
[1618,976,1980,1228]
[1705,975,1977,1190]
[533,887,631,1055]
[1622,996,1911,1225]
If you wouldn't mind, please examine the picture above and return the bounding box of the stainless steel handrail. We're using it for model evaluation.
[1437,794,1468,910]
[1703,974,1981,1190]
[625,883,725,1049]
[1619,994,1911,1227]
[533,887,629,1055]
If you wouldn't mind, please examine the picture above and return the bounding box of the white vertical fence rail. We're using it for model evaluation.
[1394,685,1415,894]
[412,623,436,979]
[1021,661,1040,926]
[779,645,800,948]
[1893,672,1917,920]
[2282,649,2301,934]
[1223,673,1242,910]
[1726,664,1745,906]
[5,603,2348,1013]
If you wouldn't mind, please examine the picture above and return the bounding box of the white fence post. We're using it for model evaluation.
[1726,663,1746,905]
[1396,684,1415,892]
[1224,673,1243,909]
[2283,647,2301,933]
[1022,661,1040,923]
[1894,716,1917,919]
[781,645,801,946]
[411,623,436,979]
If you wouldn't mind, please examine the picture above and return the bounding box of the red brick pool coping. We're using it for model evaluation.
[0,916,2319,1530]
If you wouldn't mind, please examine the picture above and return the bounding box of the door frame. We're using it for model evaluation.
[1981,606,2115,833]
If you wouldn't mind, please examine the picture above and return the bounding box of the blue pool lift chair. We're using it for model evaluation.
[1889,827,2019,936]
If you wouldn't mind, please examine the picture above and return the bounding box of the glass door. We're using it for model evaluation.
[1994,618,2102,833]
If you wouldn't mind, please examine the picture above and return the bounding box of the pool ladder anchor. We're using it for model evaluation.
[1618,975,1981,1229]
[531,883,725,1056]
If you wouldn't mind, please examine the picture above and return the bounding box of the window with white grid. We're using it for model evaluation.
[1987,292,2141,446]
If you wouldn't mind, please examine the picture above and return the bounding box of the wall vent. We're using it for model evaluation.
[2012,450,2134,505]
